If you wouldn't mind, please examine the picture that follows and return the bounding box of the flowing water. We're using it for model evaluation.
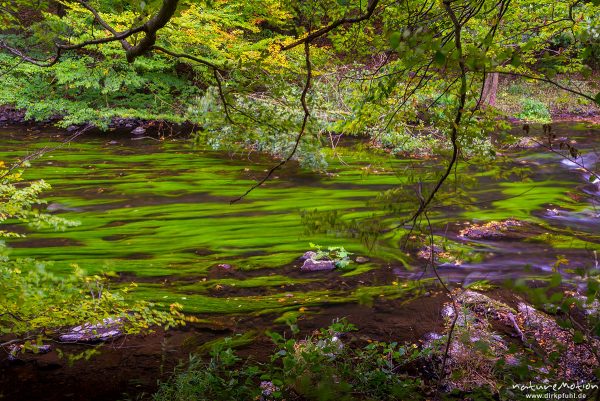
[0,123,598,322]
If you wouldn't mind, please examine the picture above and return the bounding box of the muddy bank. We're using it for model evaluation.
[0,290,449,401]
[1,104,598,141]
[0,106,197,138]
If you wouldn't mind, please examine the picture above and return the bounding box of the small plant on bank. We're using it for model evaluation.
[309,242,353,268]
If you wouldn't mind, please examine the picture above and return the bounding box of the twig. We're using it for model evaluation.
[281,0,381,51]
[230,41,313,204]
[491,71,597,103]
[0,125,93,181]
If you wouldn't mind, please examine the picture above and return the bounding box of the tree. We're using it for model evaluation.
[0,0,599,212]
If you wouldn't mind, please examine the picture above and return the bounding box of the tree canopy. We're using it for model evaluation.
[1,0,599,203]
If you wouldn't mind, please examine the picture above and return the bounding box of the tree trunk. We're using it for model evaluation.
[481,72,499,106]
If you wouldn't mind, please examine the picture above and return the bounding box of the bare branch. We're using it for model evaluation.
[281,0,381,51]
[491,71,598,103]
[384,0,468,233]
[126,0,179,61]
[0,125,93,181]
[152,45,223,71]
[230,41,313,203]
[75,0,132,51]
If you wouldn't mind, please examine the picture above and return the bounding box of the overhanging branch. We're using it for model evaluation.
[281,0,381,51]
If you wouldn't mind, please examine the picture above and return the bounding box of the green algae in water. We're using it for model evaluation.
[1,127,598,318]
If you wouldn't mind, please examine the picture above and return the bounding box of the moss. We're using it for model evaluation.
[130,282,424,315]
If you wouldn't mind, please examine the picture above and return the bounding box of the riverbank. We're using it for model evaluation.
[3,284,599,401]
[1,76,599,138]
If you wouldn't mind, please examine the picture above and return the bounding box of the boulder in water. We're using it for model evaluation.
[459,219,523,240]
[355,256,369,264]
[300,258,336,272]
[299,251,317,261]
[131,126,146,135]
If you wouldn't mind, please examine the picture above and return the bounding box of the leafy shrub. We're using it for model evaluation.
[0,260,185,339]
[155,319,426,401]
[153,339,262,401]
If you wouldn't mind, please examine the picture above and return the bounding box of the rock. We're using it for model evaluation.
[300,251,317,261]
[46,202,81,212]
[516,302,598,381]
[434,290,600,392]
[7,343,52,361]
[512,136,542,149]
[455,290,517,320]
[440,303,455,320]
[569,293,600,316]
[59,317,122,343]
[355,256,369,264]
[435,291,515,391]
[459,219,523,240]
[300,258,336,272]
[421,332,444,348]
[131,126,146,135]
[7,345,20,361]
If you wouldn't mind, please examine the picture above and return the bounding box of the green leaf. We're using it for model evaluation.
[389,32,402,49]
[510,52,522,67]
[433,50,446,66]
[595,92,600,106]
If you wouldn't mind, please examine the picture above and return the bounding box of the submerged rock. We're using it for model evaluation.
[459,219,523,240]
[300,258,336,272]
[355,256,369,264]
[46,202,81,212]
[59,317,122,343]
[131,126,146,135]
[545,208,562,217]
